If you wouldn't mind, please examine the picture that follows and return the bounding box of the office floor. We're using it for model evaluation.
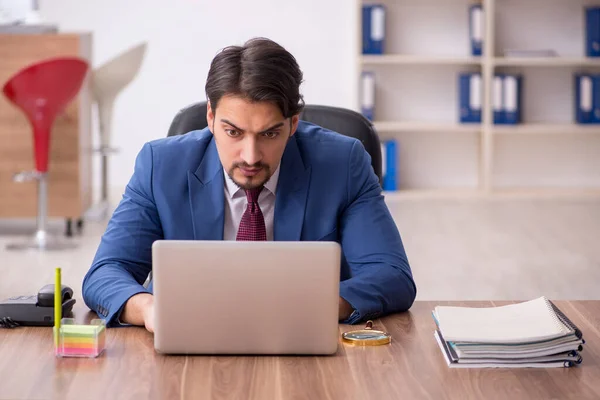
[1,197,599,301]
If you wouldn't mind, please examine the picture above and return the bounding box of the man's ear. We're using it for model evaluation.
[290,114,300,136]
[206,101,215,133]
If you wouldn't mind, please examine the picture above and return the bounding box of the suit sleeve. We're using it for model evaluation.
[338,140,417,324]
[82,142,163,326]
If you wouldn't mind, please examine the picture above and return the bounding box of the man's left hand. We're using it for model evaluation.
[339,297,353,321]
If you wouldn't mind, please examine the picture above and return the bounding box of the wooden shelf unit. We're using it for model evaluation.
[358,0,600,198]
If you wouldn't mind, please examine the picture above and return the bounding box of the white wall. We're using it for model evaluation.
[39,0,358,196]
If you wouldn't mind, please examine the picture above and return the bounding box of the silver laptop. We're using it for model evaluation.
[152,240,341,355]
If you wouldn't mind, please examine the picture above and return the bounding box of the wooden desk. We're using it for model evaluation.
[1,301,599,400]
[0,33,93,219]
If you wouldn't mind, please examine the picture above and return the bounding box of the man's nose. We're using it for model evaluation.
[240,137,262,166]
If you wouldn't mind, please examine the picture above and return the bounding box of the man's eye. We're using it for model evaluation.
[263,131,279,138]
[225,129,240,137]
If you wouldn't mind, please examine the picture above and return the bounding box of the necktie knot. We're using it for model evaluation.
[245,187,263,204]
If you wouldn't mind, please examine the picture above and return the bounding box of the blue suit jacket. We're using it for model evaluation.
[82,121,416,326]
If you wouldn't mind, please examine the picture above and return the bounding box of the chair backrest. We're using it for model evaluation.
[167,102,382,184]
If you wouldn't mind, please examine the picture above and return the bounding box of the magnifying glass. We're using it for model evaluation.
[341,320,391,346]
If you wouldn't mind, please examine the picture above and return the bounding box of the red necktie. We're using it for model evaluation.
[236,187,267,241]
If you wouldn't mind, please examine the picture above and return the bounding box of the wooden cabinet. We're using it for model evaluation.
[0,33,93,218]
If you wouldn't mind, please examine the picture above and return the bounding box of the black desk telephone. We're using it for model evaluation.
[0,284,76,328]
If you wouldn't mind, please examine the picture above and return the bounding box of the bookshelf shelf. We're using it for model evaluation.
[493,124,600,135]
[362,55,482,66]
[493,57,600,67]
[358,0,600,197]
[489,188,600,199]
[383,187,600,201]
[382,189,482,200]
[374,121,481,133]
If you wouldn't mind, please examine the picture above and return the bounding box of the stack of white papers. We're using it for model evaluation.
[433,297,584,368]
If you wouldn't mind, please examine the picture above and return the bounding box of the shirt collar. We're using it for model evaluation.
[223,164,280,199]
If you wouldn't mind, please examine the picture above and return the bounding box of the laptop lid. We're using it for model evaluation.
[152,240,341,355]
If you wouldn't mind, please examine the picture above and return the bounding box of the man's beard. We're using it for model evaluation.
[228,162,271,190]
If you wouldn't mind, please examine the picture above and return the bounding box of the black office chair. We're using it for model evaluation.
[167,102,383,184]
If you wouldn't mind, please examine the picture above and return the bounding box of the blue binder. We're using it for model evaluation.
[575,74,594,124]
[469,4,484,56]
[459,73,482,123]
[586,7,600,57]
[383,140,397,191]
[362,5,385,55]
[593,75,600,123]
[502,75,522,125]
[380,142,387,185]
[493,74,505,124]
[360,71,375,121]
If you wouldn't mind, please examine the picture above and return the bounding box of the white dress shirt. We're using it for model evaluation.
[223,166,280,241]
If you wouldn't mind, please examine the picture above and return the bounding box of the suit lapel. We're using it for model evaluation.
[274,136,311,241]
[188,138,225,240]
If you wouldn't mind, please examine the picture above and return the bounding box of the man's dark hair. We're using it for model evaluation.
[205,37,305,119]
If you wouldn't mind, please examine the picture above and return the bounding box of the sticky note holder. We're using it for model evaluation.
[56,318,106,358]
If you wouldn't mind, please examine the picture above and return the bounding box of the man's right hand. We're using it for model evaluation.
[121,293,154,333]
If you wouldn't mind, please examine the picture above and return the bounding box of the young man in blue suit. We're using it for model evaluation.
[82,38,416,332]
